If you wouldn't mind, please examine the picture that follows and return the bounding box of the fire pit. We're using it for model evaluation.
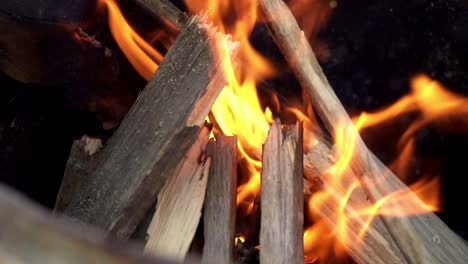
[1,0,468,263]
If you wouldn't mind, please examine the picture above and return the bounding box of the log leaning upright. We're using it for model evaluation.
[64,16,234,239]
[260,120,304,264]
[202,136,238,264]
[258,0,468,263]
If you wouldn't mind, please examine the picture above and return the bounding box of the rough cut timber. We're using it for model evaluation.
[64,16,236,239]
[259,0,468,263]
[0,183,193,264]
[304,138,408,264]
[54,136,102,212]
[260,120,304,264]
[202,136,238,264]
[144,126,211,261]
[135,0,188,29]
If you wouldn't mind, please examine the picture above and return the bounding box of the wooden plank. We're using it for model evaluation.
[260,120,303,264]
[202,136,238,264]
[54,135,102,212]
[258,1,468,262]
[0,183,195,264]
[64,16,237,239]
[144,126,211,261]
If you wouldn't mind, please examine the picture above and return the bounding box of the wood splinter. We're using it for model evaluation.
[260,120,304,264]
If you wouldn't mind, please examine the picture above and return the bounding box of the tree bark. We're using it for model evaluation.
[259,1,468,263]
[64,16,235,239]
[260,120,303,264]
[202,136,238,264]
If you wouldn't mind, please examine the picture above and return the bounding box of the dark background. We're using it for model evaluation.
[1,0,467,240]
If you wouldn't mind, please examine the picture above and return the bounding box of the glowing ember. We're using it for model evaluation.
[234,235,246,245]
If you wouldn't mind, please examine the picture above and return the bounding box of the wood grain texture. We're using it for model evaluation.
[202,136,238,264]
[304,138,407,264]
[144,126,211,261]
[134,0,188,29]
[54,136,102,212]
[260,120,303,264]
[259,1,468,262]
[64,16,231,239]
[0,183,191,264]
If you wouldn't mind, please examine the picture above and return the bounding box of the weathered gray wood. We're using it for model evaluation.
[144,126,211,261]
[304,138,408,264]
[202,136,238,264]
[0,183,196,264]
[259,1,468,263]
[64,16,235,239]
[134,0,188,29]
[54,135,102,212]
[260,120,303,264]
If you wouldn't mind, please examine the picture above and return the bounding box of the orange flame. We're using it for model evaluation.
[234,235,246,245]
[359,74,468,146]
[99,0,164,80]
[100,1,459,262]
[185,0,277,209]
[303,75,468,261]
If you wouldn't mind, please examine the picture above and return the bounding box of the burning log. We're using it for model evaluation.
[64,16,236,238]
[202,136,238,264]
[0,183,188,264]
[135,0,188,29]
[259,0,468,263]
[304,138,408,264]
[260,120,304,264]
[144,126,211,261]
[54,136,102,212]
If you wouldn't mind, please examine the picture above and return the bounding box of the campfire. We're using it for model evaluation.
[1,0,468,263]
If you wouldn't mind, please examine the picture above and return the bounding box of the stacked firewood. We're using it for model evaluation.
[1,1,467,264]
